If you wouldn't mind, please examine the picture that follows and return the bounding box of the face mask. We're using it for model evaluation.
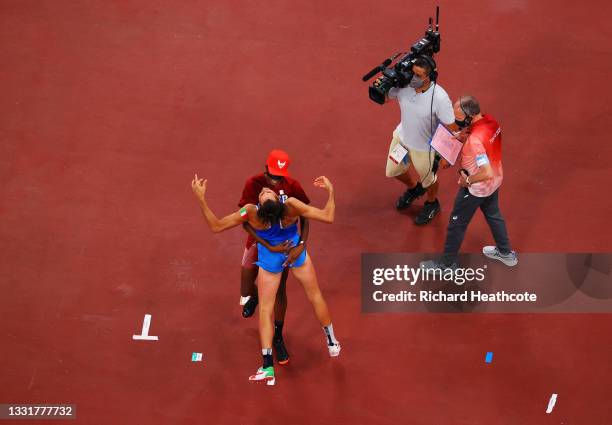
[408,75,425,89]
[455,118,470,129]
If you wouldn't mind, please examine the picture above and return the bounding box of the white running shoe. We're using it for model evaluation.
[328,342,341,357]
[248,366,275,386]
[483,246,518,267]
[239,296,251,306]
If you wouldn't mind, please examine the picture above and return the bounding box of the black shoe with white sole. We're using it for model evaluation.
[415,199,440,225]
[241,295,258,318]
[396,183,426,210]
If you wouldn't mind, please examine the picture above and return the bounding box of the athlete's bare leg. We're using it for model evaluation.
[240,266,258,298]
[274,268,288,321]
[290,254,331,326]
[257,268,282,350]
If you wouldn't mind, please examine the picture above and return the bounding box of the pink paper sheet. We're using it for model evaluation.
[430,124,463,165]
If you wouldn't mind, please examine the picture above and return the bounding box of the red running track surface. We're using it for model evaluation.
[1,0,612,424]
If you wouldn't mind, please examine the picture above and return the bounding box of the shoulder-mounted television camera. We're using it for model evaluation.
[363,7,441,105]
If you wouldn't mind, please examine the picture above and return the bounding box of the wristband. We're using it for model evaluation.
[289,241,305,251]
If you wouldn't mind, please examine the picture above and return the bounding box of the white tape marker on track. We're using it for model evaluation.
[132,314,159,340]
[546,393,558,414]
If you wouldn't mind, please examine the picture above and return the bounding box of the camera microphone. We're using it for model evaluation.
[361,57,394,82]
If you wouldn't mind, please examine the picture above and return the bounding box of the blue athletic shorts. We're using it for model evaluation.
[255,235,307,274]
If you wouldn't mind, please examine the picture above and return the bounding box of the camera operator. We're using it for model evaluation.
[422,95,518,269]
[381,56,456,225]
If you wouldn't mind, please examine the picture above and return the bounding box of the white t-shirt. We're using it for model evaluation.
[389,83,454,152]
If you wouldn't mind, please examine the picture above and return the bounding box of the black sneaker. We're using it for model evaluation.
[396,182,426,210]
[415,199,440,225]
[273,338,290,365]
[242,295,258,318]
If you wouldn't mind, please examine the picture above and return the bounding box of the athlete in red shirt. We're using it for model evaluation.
[238,150,310,364]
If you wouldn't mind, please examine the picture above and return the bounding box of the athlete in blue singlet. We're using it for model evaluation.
[192,174,341,385]
[253,205,307,273]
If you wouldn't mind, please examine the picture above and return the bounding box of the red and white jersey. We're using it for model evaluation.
[460,114,503,197]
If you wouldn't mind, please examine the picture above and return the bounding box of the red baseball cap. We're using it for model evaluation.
[266,149,291,177]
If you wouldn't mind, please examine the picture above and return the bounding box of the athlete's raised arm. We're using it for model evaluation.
[286,176,335,224]
[191,174,252,233]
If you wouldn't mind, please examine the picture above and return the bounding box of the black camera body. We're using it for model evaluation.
[363,8,441,105]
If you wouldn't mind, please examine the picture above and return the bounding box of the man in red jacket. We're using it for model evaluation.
[423,95,517,268]
[238,149,310,365]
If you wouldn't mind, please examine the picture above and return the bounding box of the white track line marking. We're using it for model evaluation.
[132,314,159,340]
[546,393,558,414]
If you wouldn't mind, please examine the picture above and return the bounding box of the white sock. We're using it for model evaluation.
[323,324,338,346]
[262,348,272,356]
